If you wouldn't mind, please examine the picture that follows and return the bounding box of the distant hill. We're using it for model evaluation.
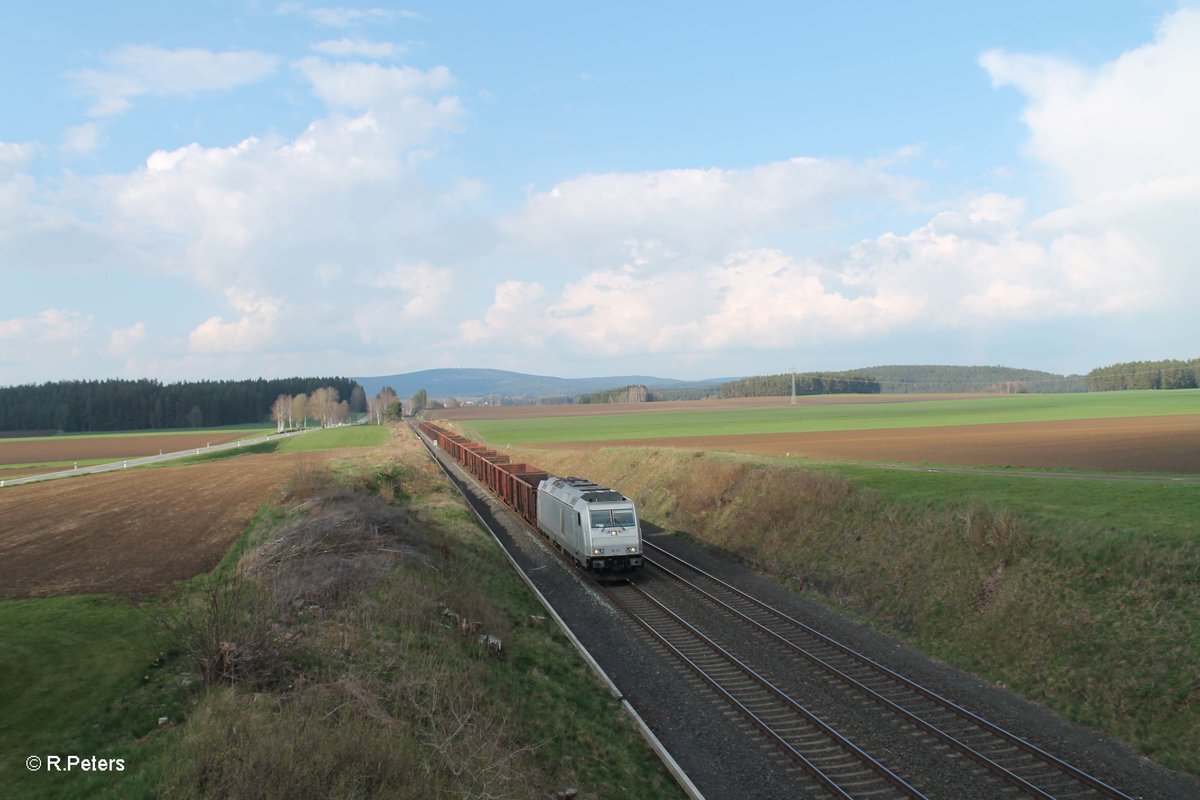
[839,365,1086,393]
[355,368,729,401]
[356,365,1088,403]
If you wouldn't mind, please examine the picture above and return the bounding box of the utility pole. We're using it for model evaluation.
[791,367,797,405]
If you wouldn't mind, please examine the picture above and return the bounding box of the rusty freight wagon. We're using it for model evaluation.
[416,420,641,572]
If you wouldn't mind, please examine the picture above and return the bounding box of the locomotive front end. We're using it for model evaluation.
[585,503,642,571]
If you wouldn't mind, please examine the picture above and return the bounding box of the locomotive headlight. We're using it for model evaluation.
[627,546,638,553]
[593,548,603,555]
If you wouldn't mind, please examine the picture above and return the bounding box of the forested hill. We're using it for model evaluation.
[1086,359,1198,390]
[838,365,1085,393]
[720,371,881,398]
[0,377,361,433]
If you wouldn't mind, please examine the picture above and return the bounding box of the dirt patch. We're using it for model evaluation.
[429,393,1003,421]
[0,432,251,466]
[539,415,1200,473]
[0,453,321,600]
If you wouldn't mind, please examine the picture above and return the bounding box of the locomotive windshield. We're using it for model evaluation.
[590,508,636,528]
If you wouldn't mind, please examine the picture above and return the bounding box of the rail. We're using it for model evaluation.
[643,540,1135,800]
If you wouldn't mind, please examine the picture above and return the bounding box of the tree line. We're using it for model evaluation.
[837,365,1086,393]
[270,387,354,432]
[577,384,653,404]
[719,372,881,398]
[0,377,362,433]
[1085,359,1199,391]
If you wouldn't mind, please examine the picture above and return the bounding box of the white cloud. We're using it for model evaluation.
[981,9,1200,198]
[0,141,37,177]
[293,57,457,112]
[459,248,925,357]
[89,59,463,292]
[62,123,100,156]
[501,157,917,267]
[980,7,1200,307]
[459,281,546,348]
[312,38,404,58]
[106,322,146,355]
[0,309,93,343]
[188,291,280,353]
[277,3,399,27]
[70,45,279,117]
[462,182,1160,360]
[354,262,454,343]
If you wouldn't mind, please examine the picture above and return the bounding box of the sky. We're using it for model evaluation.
[2,1,1198,385]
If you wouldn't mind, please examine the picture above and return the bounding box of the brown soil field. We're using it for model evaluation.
[539,415,1200,473]
[0,452,319,600]
[0,431,250,466]
[430,393,1003,421]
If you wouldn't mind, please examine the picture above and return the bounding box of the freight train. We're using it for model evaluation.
[417,421,643,572]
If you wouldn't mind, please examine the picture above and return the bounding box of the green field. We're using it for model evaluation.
[460,389,1200,445]
[276,425,389,452]
[799,459,1200,539]
[0,596,181,799]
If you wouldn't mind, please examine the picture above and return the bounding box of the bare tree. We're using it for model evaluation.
[291,393,308,430]
[309,388,328,429]
[271,394,289,433]
[369,386,398,424]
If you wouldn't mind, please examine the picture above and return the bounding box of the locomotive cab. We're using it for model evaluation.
[537,476,643,572]
[585,504,641,571]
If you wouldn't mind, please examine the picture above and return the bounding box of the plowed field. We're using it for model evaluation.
[0,431,250,465]
[0,453,315,600]
[540,415,1200,473]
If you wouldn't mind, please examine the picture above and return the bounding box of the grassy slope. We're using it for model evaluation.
[520,443,1200,775]
[1,427,679,799]
[460,389,1200,444]
[0,598,187,799]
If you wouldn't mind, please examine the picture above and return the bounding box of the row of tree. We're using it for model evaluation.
[837,365,1086,393]
[577,384,654,404]
[269,387,353,432]
[1085,359,1199,391]
[719,372,882,398]
[367,387,403,424]
[0,377,363,433]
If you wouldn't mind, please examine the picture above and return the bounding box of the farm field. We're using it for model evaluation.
[453,389,1200,443]
[536,415,1200,473]
[0,430,257,466]
[0,453,309,599]
[430,392,1001,420]
[452,390,1200,473]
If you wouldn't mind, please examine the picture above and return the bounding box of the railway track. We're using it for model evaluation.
[412,420,1146,798]
[603,578,927,800]
[640,540,1135,800]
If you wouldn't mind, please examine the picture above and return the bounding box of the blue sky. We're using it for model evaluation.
[2,1,1197,385]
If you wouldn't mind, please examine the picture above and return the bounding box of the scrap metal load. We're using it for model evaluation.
[418,420,642,573]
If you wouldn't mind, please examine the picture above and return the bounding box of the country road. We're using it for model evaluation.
[0,427,312,489]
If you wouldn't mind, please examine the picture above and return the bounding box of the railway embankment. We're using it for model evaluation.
[523,445,1200,780]
[3,425,679,800]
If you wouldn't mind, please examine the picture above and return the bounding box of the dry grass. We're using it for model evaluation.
[153,426,679,799]
[525,445,1200,774]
